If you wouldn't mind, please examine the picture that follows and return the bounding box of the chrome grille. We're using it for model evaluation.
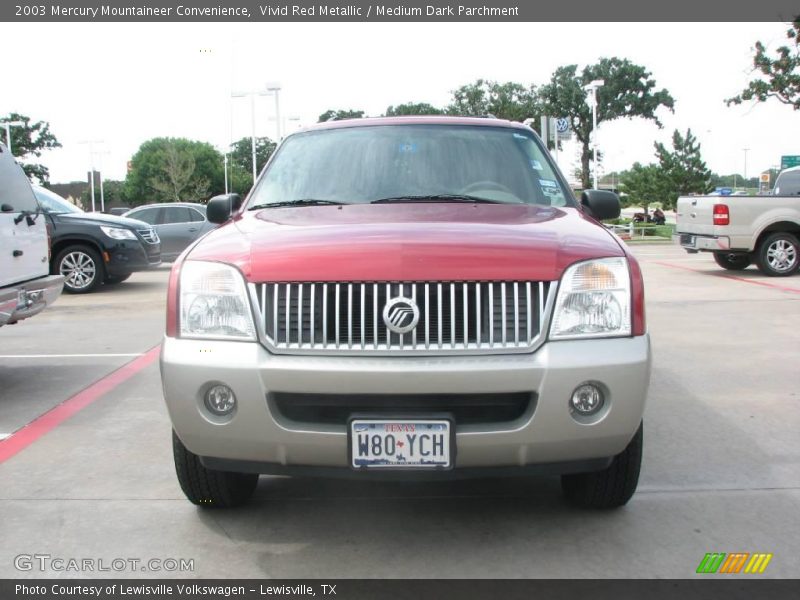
[138,228,159,244]
[252,281,554,354]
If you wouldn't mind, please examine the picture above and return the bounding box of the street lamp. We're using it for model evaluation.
[2,120,25,155]
[743,148,750,185]
[266,82,282,140]
[232,88,271,184]
[583,79,605,189]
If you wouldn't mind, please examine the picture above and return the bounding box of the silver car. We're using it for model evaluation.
[124,203,215,261]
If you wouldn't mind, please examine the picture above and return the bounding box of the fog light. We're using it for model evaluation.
[571,383,604,415]
[205,384,236,415]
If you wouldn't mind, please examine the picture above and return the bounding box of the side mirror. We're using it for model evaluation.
[581,190,621,221]
[206,193,242,224]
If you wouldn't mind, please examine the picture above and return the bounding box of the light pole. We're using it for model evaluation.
[232,88,270,184]
[583,79,605,189]
[266,82,282,140]
[743,148,750,186]
[78,140,104,212]
[2,120,24,155]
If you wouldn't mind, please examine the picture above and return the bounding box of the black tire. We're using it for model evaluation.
[755,232,800,277]
[172,431,258,508]
[54,245,104,294]
[561,423,643,509]
[713,252,751,271]
[104,273,132,284]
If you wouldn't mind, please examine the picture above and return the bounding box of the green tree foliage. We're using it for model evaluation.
[447,79,539,123]
[317,109,365,122]
[618,163,671,215]
[654,129,713,209]
[79,180,127,209]
[384,102,445,116]
[125,138,223,205]
[726,16,800,111]
[0,112,61,183]
[539,58,675,190]
[229,136,276,175]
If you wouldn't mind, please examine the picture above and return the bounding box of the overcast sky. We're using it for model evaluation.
[1,21,796,184]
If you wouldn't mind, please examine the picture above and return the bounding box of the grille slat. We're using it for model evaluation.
[258,281,551,354]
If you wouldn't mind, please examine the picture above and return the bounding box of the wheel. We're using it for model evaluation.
[104,273,132,284]
[55,245,104,294]
[561,423,643,509]
[755,233,799,277]
[172,431,258,508]
[713,252,751,271]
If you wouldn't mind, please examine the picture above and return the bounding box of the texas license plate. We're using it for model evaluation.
[349,418,453,469]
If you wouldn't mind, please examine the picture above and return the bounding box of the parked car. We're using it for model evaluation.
[161,117,651,510]
[0,144,64,327]
[107,207,131,216]
[123,203,215,261]
[674,184,800,276]
[33,186,161,293]
[773,166,800,196]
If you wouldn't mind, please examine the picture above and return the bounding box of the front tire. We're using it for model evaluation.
[755,233,799,277]
[55,245,104,294]
[713,252,751,271]
[561,423,643,509]
[172,431,258,508]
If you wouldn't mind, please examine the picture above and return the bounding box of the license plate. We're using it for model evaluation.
[349,418,452,469]
[680,233,696,246]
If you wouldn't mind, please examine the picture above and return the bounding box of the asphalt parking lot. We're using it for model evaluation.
[1,244,798,579]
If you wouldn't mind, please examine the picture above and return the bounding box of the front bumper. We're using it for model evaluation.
[0,275,64,326]
[161,335,651,473]
[104,241,161,276]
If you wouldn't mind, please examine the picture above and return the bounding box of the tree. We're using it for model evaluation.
[317,109,365,122]
[384,102,445,116]
[125,138,223,205]
[539,58,675,189]
[618,163,671,215]
[79,180,127,209]
[229,136,276,175]
[726,16,800,111]
[654,129,713,209]
[0,112,61,183]
[447,79,539,123]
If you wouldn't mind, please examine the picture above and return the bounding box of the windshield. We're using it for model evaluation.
[247,124,573,208]
[33,186,84,214]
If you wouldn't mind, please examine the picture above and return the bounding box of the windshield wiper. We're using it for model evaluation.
[370,194,505,204]
[248,199,347,210]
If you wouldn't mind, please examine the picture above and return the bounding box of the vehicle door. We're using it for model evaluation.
[157,206,198,258]
[0,144,49,288]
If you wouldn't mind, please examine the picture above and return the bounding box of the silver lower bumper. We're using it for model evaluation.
[673,233,731,252]
[0,275,64,326]
[160,335,651,471]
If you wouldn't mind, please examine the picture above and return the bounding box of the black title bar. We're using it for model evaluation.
[2,0,799,22]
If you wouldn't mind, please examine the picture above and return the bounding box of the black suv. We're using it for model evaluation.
[33,186,161,293]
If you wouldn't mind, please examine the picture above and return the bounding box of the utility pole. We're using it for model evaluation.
[232,88,271,184]
[743,148,750,186]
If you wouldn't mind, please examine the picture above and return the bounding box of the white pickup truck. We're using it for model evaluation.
[0,143,64,327]
[674,171,800,277]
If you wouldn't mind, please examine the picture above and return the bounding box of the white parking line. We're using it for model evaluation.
[0,353,145,359]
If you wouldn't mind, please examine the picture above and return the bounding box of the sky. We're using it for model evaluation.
[1,21,797,184]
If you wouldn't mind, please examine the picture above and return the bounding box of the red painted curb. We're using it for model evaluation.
[0,345,161,465]
[653,261,800,295]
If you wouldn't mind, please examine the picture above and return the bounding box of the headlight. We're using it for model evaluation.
[100,226,137,240]
[550,257,631,339]
[179,261,256,341]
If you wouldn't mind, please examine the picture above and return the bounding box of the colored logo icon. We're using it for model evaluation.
[696,552,773,574]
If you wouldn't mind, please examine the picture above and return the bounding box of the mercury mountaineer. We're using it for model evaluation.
[160,117,651,509]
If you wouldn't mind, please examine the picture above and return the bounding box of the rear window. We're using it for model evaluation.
[0,145,38,213]
[248,124,573,208]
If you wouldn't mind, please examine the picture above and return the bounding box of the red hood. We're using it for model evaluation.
[186,204,624,282]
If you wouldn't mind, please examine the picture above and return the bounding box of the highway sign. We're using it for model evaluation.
[780,155,800,169]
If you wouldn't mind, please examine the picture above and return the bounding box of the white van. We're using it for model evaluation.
[0,142,64,326]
